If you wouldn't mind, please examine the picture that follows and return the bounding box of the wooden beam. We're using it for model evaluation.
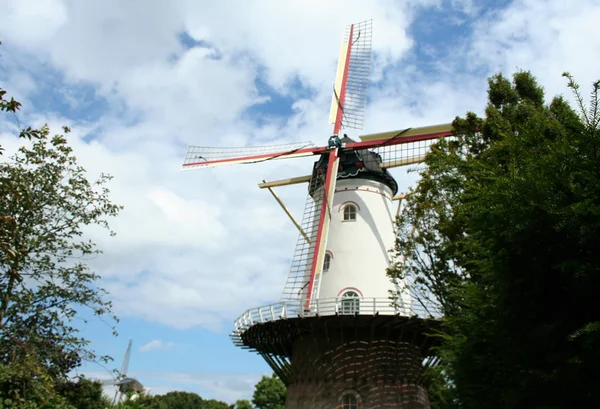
[359,123,452,142]
[263,180,311,244]
[257,155,427,190]
[381,155,426,169]
[393,194,407,218]
[258,175,312,189]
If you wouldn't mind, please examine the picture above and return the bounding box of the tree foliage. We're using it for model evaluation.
[252,374,286,409]
[0,50,122,407]
[142,391,205,409]
[132,391,229,409]
[55,376,113,409]
[389,71,600,408]
[233,399,252,409]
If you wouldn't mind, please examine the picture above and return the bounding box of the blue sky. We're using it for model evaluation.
[1,0,599,404]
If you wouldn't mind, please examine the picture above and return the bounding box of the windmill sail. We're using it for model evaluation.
[359,123,454,168]
[280,19,373,309]
[182,141,318,169]
[279,151,339,304]
[329,19,373,134]
[279,164,326,304]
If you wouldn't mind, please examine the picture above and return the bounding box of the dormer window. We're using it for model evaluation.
[343,204,357,221]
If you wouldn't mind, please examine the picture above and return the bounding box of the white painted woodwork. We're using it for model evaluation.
[309,177,412,315]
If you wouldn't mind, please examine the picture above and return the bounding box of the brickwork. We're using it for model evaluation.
[285,330,431,409]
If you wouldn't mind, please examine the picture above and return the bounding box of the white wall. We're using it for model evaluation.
[309,177,412,315]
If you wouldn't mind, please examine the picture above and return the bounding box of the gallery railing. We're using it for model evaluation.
[232,296,441,337]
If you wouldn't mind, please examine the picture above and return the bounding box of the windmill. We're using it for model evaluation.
[183,20,450,409]
[101,340,145,404]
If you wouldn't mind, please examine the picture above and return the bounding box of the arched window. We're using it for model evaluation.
[343,204,357,221]
[323,253,331,271]
[342,394,358,409]
[341,291,360,315]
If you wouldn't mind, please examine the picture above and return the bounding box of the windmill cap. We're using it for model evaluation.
[308,146,398,196]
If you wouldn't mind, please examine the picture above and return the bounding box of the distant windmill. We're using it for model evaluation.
[101,340,145,404]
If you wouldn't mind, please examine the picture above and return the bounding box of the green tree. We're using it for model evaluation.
[144,391,203,409]
[233,399,252,409]
[252,374,286,409]
[202,399,230,409]
[55,376,113,409]
[0,78,122,406]
[389,71,600,409]
[142,391,229,409]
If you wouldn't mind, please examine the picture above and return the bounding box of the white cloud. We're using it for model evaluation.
[139,340,176,352]
[468,0,600,100]
[180,0,421,92]
[1,0,599,337]
[2,1,432,332]
[0,0,68,48]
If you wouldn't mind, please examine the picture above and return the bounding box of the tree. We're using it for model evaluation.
[55,376,113,409]
[389,71,600,408]
[202,399,231,409]
[144,391,203,409]
[0,79,122,405]
[141,391,230,409]
[233,399,253,409]
[252,374,286,409]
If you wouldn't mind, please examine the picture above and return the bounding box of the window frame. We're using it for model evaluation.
[323,252,331,271]
[340,290,360,315]
[342,204,357,222]
[341,393,359,409]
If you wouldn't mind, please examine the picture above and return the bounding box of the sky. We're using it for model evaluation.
[1,0,600,404]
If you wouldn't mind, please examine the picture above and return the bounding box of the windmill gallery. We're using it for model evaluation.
[183,20,452,409]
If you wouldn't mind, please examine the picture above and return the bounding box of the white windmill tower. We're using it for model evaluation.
[183,19,450,409]
[101,340,145,404]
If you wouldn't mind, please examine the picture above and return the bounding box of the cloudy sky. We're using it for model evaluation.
[1,0,599,403]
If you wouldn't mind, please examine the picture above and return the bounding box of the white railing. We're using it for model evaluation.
[232,297,441,336]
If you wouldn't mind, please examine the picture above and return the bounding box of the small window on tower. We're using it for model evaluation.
[343,204,357,221]
[323,253,331,271]
[342,394,358,409]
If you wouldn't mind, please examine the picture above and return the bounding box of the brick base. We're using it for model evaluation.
[285,331,430,409]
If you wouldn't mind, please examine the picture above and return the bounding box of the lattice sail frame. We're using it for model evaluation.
[329,19,373,132]
[183,141,315,169]
[371,137,439,168]
[360,125,454,168]
[279,171,325,304]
